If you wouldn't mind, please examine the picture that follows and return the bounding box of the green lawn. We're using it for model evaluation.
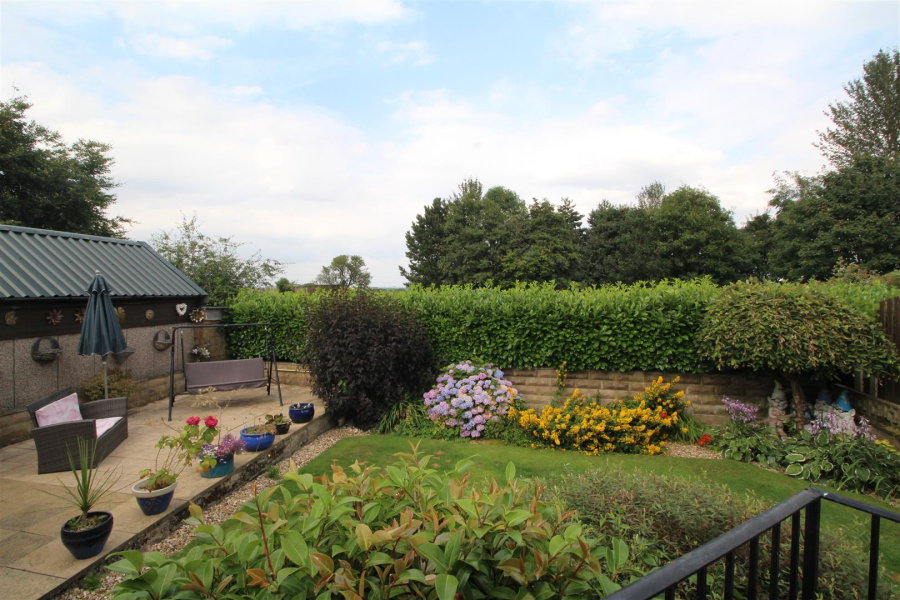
[300,434,900,573]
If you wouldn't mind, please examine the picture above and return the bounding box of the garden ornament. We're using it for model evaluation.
[834,390,853,413]
[766,380,789,437]
[816,387,833,406]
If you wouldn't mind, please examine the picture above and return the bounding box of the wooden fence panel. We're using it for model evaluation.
[878,297,900,404]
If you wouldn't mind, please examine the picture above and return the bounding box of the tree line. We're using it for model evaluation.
[401,49,900,286]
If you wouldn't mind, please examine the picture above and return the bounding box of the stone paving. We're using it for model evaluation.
[0,385,325,600]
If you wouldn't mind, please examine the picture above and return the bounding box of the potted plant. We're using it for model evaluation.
[45,438,121,560]
[131,426,194,516]
[265,413,291,435]
[198,433,245,478]
[240,423,276,452]
[289,402,315,424]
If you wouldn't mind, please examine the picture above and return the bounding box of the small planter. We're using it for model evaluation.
[131,479,177,516]
[289,402,315,424]
[60,511,114,560]
[200,454,234,479]
[274,421,291,435]
[203,306,225,321]
[241,427,275,452]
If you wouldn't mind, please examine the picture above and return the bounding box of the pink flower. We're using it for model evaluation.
[204,416,218,428]
[186,416,201,426]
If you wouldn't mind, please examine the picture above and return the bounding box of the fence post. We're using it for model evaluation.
[801,499,821,600]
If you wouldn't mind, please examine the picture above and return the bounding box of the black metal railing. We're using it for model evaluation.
[605,487,899,600]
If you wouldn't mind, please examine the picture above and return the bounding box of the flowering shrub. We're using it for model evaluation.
[196,433,245,472]
[808,411,874,440]
[698,434,713,446]
[722,396,759,424]
[513,378,687,455]
[424,361,519,438]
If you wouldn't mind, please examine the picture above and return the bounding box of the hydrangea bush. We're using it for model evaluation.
[424,361,520,438]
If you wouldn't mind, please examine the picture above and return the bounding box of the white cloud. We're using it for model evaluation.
[374,40,432,66]
[231,85,264,96]
[129,34,233,62]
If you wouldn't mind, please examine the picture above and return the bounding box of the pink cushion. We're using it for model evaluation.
[35,393,82,427]
[95,417,122,438]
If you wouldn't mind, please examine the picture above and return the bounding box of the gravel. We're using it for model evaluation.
[665,442,722,460]
[58,426,367,600]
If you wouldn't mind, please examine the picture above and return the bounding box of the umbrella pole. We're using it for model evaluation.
[103,356,109,400]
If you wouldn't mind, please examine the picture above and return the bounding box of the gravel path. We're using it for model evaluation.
[665,442,722,460]
[59,427,368,600]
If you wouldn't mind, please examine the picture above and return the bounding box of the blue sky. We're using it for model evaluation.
[2,1,898,287]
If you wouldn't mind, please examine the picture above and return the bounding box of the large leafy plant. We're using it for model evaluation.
[109,445,636,599]
[304,289,436,426]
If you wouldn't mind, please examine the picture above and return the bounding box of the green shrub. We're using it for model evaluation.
[81,369,135,402]
[225,288,322,362]
[109,445,637,598]
[559,469,891,599]
[305,290,436,426]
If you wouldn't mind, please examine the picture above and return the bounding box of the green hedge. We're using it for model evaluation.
[225,280,899,372]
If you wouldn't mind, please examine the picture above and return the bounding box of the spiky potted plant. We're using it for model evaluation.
[265,413,291,435]
[46,438,121,559]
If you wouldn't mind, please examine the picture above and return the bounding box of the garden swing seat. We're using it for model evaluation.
[168,323,282,420]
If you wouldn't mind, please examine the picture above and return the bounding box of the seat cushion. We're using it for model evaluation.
[95,417,122,438]
[35,393,82,427]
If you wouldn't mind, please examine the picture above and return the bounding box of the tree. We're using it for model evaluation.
[636,180,666,210]
[768,156,900,280]
[275,277,295,293]
[501,199,584,286]
[699,281,900,429]
[741,212,775,280]
[400,198,448,286]
[315,255,371,288]
[0,95,131,236]
[152,214,283,305]
[816,49,900,167]
[651,186,750,283]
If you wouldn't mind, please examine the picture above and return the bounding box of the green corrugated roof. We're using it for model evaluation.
[0,225,208,300]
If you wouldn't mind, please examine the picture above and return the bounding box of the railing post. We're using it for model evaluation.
[801,498,821,600]
[868,514,880,600]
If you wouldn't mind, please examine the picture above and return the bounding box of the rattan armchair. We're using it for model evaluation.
[26,388,129,474]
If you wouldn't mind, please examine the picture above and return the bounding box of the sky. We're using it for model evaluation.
[1,1,898,287]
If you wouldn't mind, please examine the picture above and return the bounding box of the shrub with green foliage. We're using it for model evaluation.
[81,369,135,402]
[559,469,892,599]
[699,281,900,423]
[226,280,899,373]
[109,445,638,599]
[305,290,436,426]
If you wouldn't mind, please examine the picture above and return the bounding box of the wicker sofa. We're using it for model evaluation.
[26,388,129,474]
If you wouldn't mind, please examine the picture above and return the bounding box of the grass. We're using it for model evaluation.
[300,434,900,574]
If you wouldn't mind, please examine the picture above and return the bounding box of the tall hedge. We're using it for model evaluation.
[225,280,899,373]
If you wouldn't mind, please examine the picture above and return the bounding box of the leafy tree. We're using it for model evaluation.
[0,95,130,237]
[315,254,372,288]
[816,49,900,167]
[769,156,900,280]
[400,198,448,286]
[501,199,584,286]
[741,212,775,280]
[636,180,666,210]
[275,277,295,293]
[699,281,900,428]
[152,214,283,305]
[651,186,750,283]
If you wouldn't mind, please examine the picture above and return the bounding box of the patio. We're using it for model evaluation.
[0,385,328,600]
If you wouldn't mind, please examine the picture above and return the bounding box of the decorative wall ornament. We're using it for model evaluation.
[4,311,16,326]
[152,330,173,351]
[190,308,206,324]
[145,309,155,320]
[46,309,63,326]
[175,303,188,316]
[31,337,62,363]
[74,308,85,324]
[115,306,126,324]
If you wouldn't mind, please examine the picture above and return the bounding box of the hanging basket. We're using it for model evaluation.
[31,337,62,364]
[153,330,173,351]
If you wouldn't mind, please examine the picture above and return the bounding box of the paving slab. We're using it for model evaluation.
[0,566,66,600]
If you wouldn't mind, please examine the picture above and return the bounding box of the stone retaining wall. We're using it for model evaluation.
[505,369,775,425]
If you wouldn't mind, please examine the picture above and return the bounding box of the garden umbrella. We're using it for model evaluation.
[77,271,128,399]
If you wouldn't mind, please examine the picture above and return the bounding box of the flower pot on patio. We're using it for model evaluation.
[274,421,290,435]
[131,479,177,516]
[240,426,275,452]
[200,454,234,479]
[289,402,315,424]
[60,511,114,560]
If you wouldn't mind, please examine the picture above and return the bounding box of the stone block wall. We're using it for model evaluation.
[504,368,774,425]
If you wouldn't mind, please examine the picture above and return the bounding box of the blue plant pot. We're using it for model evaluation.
[132,479,177,516]
[241,428,275,452]
[201,454,234,478]
[60,511,114,560]
[289,402,315,424]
